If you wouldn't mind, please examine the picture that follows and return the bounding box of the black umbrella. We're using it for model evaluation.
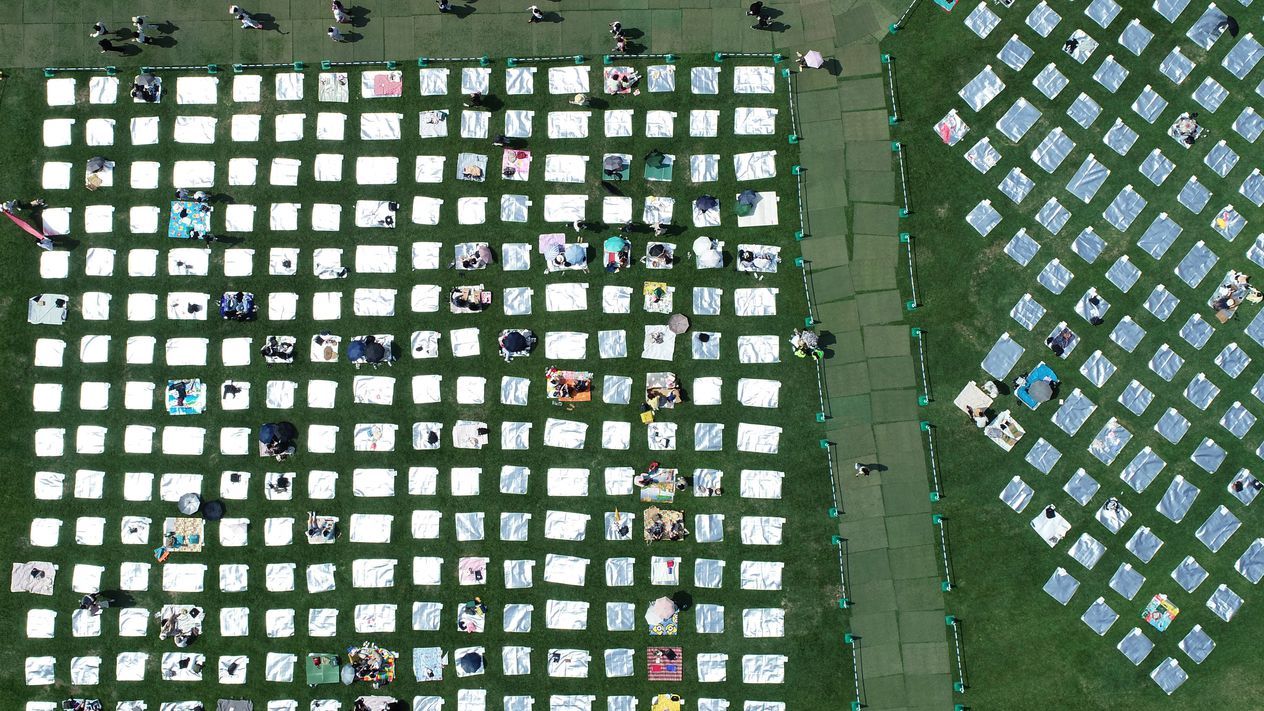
[503,331,527,353]
[200,500,226,521]
[365,342,386,362]
[458,651,484,673]
[1225,15,1240,36]
[275,422,298,442]
[695,195,718,212]
[737,189,759,206]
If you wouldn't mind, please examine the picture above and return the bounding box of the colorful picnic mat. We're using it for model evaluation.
[1142,593,1179,632]
[647,647,684,681]
[167,200,210,239]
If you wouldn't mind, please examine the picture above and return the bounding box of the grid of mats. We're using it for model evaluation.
[947,0,1264,696]
[18,61,804,711]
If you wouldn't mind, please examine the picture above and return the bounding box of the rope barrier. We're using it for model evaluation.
[947,615,967,694]
[845,634,865,709]
[890,0,924,32]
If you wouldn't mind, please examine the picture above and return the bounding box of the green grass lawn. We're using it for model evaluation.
[889,2,1264,706]
[0,56,846,708]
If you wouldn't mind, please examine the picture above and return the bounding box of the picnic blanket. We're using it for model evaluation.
[647,647,684,679]
[1143,593,1179,632]
[546,368,593,402]
[166,379,207,416]
[167,201,211,239]
[502,149,532,181]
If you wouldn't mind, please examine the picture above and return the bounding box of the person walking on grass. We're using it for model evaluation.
[752,13,771,30]
[132,15,154,44]
[527,5,544,22]
[90,21,108,38]
[230,5,264,29]
[437,0,452,12]
[854,463,871,477]
[328,25,347,41]
[332,0,352,23]
[610,20,622,36]
[614,34,628,53]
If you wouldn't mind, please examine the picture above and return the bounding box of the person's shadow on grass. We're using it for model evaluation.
[252,13,289,33]
[350,5,371,28]
[449,4,476,18]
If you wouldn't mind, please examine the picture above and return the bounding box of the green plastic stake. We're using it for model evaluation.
[43,68,54,78]
[932,513,944,525]
[850,703,861,711]
[815,412,827,423]
[918,395,929,406]
[386,60,397,70]
[105,66,117,76]
[945,615,957,625]
[140,66,152,74]
[665,54,677,63]
[919,420,931,431]
[321,60,333,70]
[714,52,724,62]
[889,114,900,125]
[232,63,244,73]
[899,232,911,243]
[788,133,800,144]
[804,316,816,327]
[888,22,899,34]
[418,57,429,67]
[479,55,490,67]
[942,580,953,592]
[955,706,967,711]
[773,53,784,63]
[819,439,831,449]
[827,507,839,518]
[293,61,305,71]
[838,598,850,609]
[794,257,805,268]
[881,53,893,64]
[830,535,842,544]
[843,632,855,644]
[603,55,613,65]
[794,230,805,240]
[791,164,802,175]
[890,141,902,152]
[929,491,941,502]
[780,68,791,78]
[953,682,965,693]
[207,64,218,74]
[573,55,584,64]
[911,327,922,336]
[899,208,911,217]
[506,57,518,67]
[905,299,918,311]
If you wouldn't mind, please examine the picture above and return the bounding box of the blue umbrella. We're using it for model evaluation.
[346,340,365,361]
[564,244,587,264]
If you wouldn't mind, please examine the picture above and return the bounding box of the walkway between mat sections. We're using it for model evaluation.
[794,19,953,711]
